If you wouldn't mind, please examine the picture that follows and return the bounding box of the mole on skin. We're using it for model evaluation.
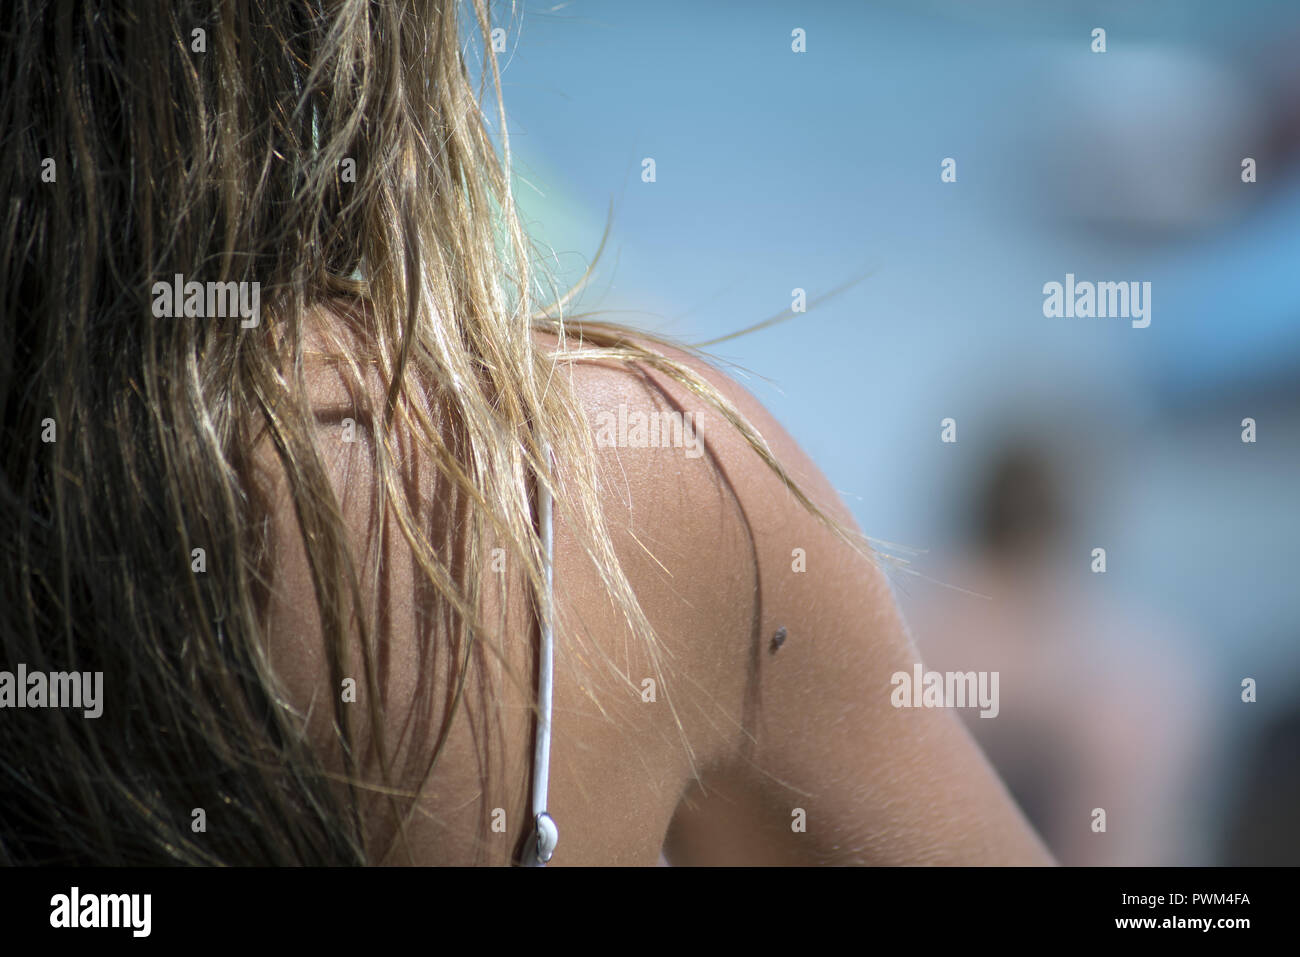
[769,626,787,654]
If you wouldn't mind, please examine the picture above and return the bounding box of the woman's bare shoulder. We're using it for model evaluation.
[533,333,763,862]
[256,316,1051,865]
[555,331,1053,865]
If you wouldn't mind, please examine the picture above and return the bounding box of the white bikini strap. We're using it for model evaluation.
[520,442,558,867]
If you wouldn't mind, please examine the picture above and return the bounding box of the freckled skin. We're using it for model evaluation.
[266,321,1054,866]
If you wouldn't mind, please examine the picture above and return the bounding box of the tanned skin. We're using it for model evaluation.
[260,317,1054,866]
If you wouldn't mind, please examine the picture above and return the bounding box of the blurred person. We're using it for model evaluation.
[911,443,1213,865]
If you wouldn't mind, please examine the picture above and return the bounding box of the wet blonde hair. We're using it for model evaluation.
[0,0,865,864]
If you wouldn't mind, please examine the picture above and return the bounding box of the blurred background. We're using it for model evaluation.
[496,0,1300,865]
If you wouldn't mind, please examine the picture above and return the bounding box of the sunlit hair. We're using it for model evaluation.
[0,0,866,864]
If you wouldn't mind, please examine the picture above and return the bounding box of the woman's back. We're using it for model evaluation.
[259,309,1051,865]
